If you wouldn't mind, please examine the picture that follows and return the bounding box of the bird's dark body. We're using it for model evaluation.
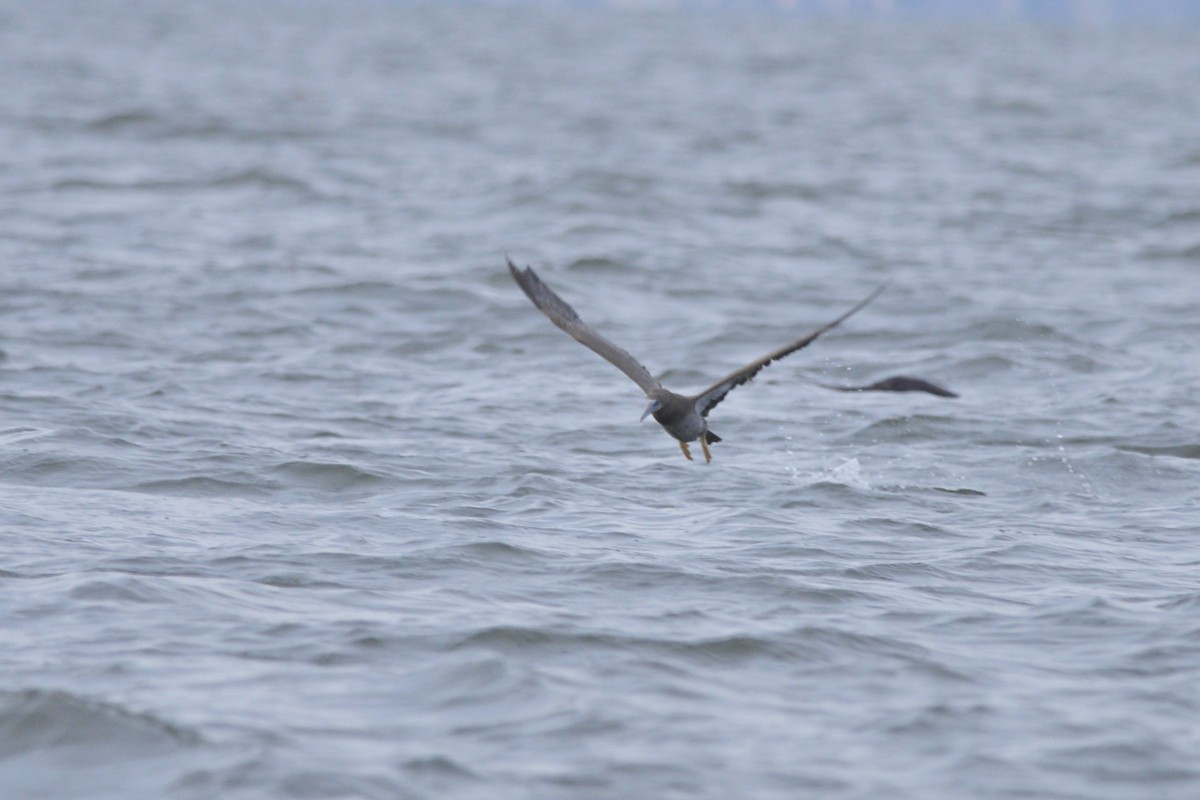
[650,391,722,445]
[832,375,958,398]
[811,375,957,398]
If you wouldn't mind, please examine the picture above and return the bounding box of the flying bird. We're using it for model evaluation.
[813,375,958,398]
[509,258,906,463]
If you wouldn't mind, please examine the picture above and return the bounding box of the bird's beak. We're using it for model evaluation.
[640,400,657,422]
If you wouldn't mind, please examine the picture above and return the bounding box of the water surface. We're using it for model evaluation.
[2,2,1199,798]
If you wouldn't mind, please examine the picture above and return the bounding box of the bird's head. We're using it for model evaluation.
[640,396,663,422]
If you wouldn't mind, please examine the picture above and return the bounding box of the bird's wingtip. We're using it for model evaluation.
[506,256,537,281]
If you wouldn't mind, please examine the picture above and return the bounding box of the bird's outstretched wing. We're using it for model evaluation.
[813,375,958,398]
[508,259,662,396]
[692,284,886,417]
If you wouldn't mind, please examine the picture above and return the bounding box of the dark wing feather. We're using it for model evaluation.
[691,284,886,417]
[508,259,662,396]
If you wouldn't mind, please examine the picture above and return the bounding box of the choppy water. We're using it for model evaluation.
[3,2,1200,798]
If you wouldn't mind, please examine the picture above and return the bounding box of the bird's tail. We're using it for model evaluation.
[705,430,721,444]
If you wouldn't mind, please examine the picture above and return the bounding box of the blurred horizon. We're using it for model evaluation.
[469,0,1200,23]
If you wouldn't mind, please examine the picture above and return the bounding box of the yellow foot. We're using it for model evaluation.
[700,435,712,464]
[678,440,693,461]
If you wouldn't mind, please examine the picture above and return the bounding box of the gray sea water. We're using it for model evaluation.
[3,2,1200,798]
